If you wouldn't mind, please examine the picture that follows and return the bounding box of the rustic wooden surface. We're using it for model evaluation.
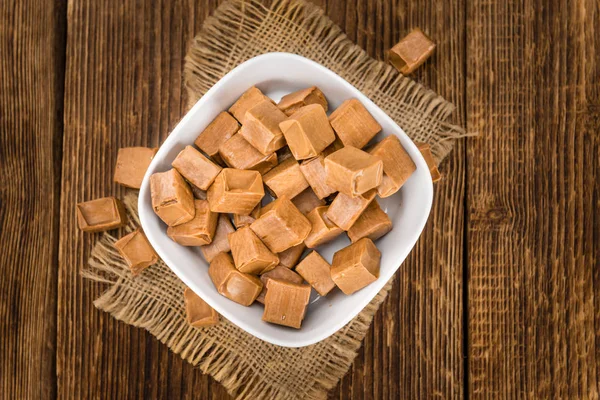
[0,0,597,399]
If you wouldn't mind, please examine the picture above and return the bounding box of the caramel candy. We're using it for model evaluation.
[184,287,220,328]
[389,28,436,75]
[113,147,158,189]
[150,169,195,226]
[369,135,416,197]
[277,243,306,269]
[262,279,311,329]
[277,86,328,116]
[324,147,383,197]
[279,104,336,160]
[295,251,335,296]
[167,200,218,246]
[240,100,287,155]
[218,134,278,174]
[233,202,261,228]
[194,111,239,165]
[228,226,279,274]
[114,229,158,276]
[228,86,273,123]
[255,265,304,304]
[172,145,222,190]
[299,156,337,199]
[415,142,441,182]
[347,200,392,242]
[331,238,381,295]
[208,253,263,306]
[329,99,381,149]
[304,206,343,248]
[207,169,264,215]
[200,214,235,262]
[250,196,311,253]
[77,197,127,232]
[292,188,325,215]
[263,158,309,199]
[326,189,376,230]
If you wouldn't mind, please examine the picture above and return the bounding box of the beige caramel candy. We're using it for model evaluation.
[255,265,304,304]
[113,147,158,189]
[228,86,273,123]
[184,287,220,328]
[194,111,239,165]
[262,279,311,329]
[263,157,309,199]
[208,253,263,306]
[233,202,261,228]
[299,155,336,199]
[167,200,218,246]
[207,169,264,215]
[279,104,336,160]
[150,169,195,226]
[369,135,416,197]
[415,142,441,182]
[324,146,383,197]
[347,200,392,243]
[331,238,381,295]
[295,251,336,296]
[277,86,328,116]
[200,214,235,262]
[114,229,158,276]
[218,134,278,174]
[240,100,288,155]
[250,196,311,253]
[77,197,127,232]
[326,189,376,231]
[172,145,222,190]
[291,188,325,215]
[389,28,436,75]
[304,206,343,248]
[228,226,279,274]
[329,99,381,149]
[277,243,306,269]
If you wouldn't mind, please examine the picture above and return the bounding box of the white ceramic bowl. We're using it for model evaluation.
[139,53,433,347]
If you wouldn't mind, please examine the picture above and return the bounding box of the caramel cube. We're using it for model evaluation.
[279,104,336,160]
[326,189,376,230]
[184,287,220,328]
[299,155,337,199]
[150,169,195,226]
[329,99,381,149]
[208,253,263,306]
[347,200,392,242]
[255,265,304,304]
[291,188,325,215]
[207,169,264,215]
[263,158,309,199]
[262,279,311,329]
[331,238,381,295]
[113,147,158,189]
[218,134,278,174]
[114,229,158,276]
[200,214,235,262]
[369,135,416,197]
[228,226,279,274]
[172,145,222,190]
[250,196,311,253]
[233,202,261,228]
[295,251,335,296]
[167,200,218,246]
[277,243,306,269]
[277,86,328,116]
[240,100,288,155]
[304,206,343,248]
[416,142,441,182]
[77,197,127,232]
[228,86,273,123]
[389,28,436,75]
[324,147,383,197]
[194,111,239,165]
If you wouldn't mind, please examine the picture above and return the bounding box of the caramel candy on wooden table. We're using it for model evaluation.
[228,226,279,275]
[240,100,288,155]
[218,134,278,174]
[228,86,273,123]
[194,111,239,166]
[326,189,376,231]
[331,238,381,295]
[167,200,218,246]
[184,287,220,328]
[150,169,195,226]
[279,104,336,160]
[277,86,328,116]
[304,205,344,248]
[324,146,383,197]
[415,142,441,182]
[295,251,336,296]
[207,169,264,215]
[250,196,312,253]
[77,197,128,232]
[368,135,416,197]
[388,28,436,75]
[262,279,311,329]
[200,214,235,262]
[172,145,222,190]
[277,243,306,269]
[114,228,158,276]
[208,253,263,306]
[233,202,261,228]
[291,187,326,215]
[299,155,337,199]
[263,157,310,199]
[347,200,392,243]
[255,265,304,304]
[329,99,381,149]
[113,147,158,189]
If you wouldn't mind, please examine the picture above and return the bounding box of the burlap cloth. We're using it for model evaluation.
[83,0,464,398]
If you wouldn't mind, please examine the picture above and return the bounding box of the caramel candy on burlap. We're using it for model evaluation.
[200,214,235,262]
[233,202,261,228]
[172,145,222,190]
[331,238,381,295]
[207,169,264,215]
[277,86,328,116]
[228,86,273,123]
[295,251,336,296]
[228,226,279,275]
[347,200,392,243]
[329,99,381,149]
[299,155,337,199]
[194,111,239,166]
[240,100,288,155]
[113,147,157,189]
[218,134,278,174]
[291,188,325,215]
[184,287,220,328]
[277,243,306,269]
[208,253,263,306]
[415,142,441,182]
[150,169,195,226]
[279,104,335,160]
[77,197,128,232]
[263,157,309,199]
[114,228,158,276]
[304,206,343,248]
[326,189,376,231]
[368,135,416,197]
[324,146,383,197]
[388,28,436,75]
[255,265,304,304]
[167,200,218,246]
[262,279,311,329]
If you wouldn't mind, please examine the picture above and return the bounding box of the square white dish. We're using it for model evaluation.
[139,52,433,347]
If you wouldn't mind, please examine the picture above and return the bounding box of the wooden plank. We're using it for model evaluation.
[0,1,65,399]
[467,0,600,397]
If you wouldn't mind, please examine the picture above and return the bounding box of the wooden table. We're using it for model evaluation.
[2,0,598,398]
